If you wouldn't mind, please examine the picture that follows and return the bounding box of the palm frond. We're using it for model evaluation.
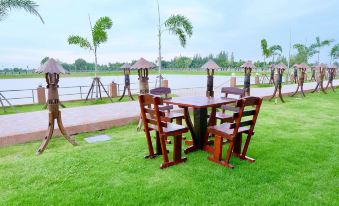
[164,14,193,47]
[330,44,339,59]
[0,0,44,23]
[260,39,269,58]
[92,16,113,46]
[67,35,93,50]
[269,45,282,54]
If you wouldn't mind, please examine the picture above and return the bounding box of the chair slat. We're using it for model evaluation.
[242,110,256,117]
[221,105,239,112]
[144,108,165,116]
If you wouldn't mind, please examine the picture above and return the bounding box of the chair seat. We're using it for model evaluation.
[215,112,233,121]
[149,123,188,136]
[207,123,250,140]
[166,112,184,120]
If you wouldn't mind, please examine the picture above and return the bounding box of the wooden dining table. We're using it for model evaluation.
[163,96,236,153]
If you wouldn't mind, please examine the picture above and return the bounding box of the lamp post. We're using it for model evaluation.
[240,61,255,96]
[201,59,220,97]
[36,58,78,154]
[118,63,134,101]
[269,63,287,103]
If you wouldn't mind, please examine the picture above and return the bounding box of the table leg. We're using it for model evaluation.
[193,108,208,149]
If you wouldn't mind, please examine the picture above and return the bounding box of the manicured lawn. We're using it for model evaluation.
[0,96,137,115]
[0,92,338,205]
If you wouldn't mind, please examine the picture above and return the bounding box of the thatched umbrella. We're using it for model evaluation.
[119,63,134,101]
[269,63,287,103]
[132,58,155,94]
[201,59,220,97]
[290,63,310,97]
[36,58,78,154]
[326,65,337,91]
[240,61,255,96]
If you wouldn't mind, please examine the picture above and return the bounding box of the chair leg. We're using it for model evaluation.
[222,141,235,169]
[239,134,255,163]
[173,135,187,164]
[159,135,170,169]
[155,132,163,155]
[207,135,223,163]
[144,129,156,159]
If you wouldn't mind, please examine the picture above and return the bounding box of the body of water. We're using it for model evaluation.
[0,74,253,105]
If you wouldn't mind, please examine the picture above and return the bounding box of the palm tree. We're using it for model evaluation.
[293,43,317,64]
[68,16,113,100]
[0,0,44,23]
[260,39,270,66]
[68,16,112,76]
[330,44,339,64]
[311,36,334,63]
[260,38,282,64]
[156,0,193,86]
[269,45,282,63]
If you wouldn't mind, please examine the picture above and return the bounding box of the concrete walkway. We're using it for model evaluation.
[0,80,338,147]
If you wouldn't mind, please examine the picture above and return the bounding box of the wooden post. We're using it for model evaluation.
[255,73,260,85]
[230,75,237,87]
[109,82,118,98]
[37,86,46,104]
[162,79,168,88]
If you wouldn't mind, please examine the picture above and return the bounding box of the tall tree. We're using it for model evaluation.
[293,43,317,64]
[260,39,270,66]
[269,45,282,63]
[311,36,334,63]
[67,16,112,76]
[156,0,193,85]
[260,38,282,64]
[330,43,339,64]
[0,0,44,23]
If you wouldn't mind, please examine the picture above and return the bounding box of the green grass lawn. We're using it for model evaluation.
[0,96,137,115]
[0,92,338,205]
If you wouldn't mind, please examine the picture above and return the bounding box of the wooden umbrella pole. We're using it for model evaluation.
[269,68,285,102]
[325,68,335,92]
[37,73,78,154]
[311,66,327,94]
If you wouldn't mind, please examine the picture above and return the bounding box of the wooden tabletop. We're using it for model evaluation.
[163,96,236,108]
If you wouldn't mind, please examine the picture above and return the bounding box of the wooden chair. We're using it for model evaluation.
[215,87,245,124]
[205,96,262,169]
[139,94,188,169]
[150,87,185,125]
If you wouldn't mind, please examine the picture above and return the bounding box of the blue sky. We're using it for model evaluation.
[0,0,338,68]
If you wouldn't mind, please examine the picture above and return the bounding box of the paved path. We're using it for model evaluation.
[1,80,338,147]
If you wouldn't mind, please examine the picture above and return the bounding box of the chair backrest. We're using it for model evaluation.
[221,87,245,98]
[150,87,173,112]
[221,87,245,112]
[138,94,167,134]
[230,96,263,136]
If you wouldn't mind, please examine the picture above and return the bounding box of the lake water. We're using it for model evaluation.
[0,74,253,105]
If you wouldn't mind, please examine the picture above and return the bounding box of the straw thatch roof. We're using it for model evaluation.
[36,58,68,74]
[296,63,310,70]
[132,58,155,69]
[240,61,256,69]
[275,63,287,70]
[312,64,327,70]
[121,63,131,69]
[201,59,220,70]
[292,64,299,68]
[328,64,337,69]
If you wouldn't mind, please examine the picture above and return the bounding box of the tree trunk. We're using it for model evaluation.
[157,0,162,87]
